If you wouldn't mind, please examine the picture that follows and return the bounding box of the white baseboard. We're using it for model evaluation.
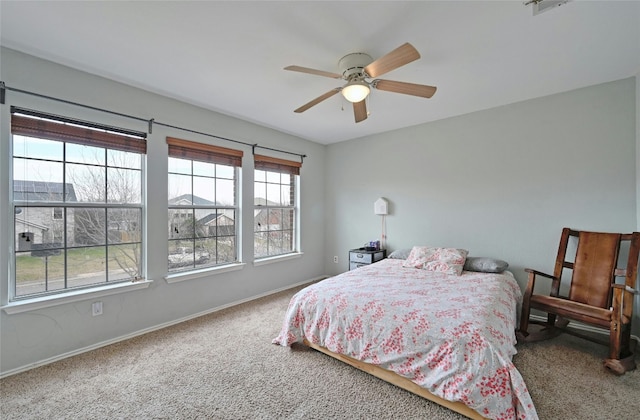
[529,314,640,345]
[0,275,327,379]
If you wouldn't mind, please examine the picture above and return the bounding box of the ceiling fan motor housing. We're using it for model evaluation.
[338,53,373,81]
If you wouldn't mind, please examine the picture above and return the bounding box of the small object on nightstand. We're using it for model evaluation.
[349,248,386,270]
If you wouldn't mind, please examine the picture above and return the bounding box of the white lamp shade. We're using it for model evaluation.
[341,81,370,103]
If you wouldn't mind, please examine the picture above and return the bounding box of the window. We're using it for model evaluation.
[167,137,243,272]
[52,207,63,220]
[10,107,146,300]
[253,154,301,258]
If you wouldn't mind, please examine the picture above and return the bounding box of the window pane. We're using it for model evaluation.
[108,149,141,169]
[168,209,194,239]
[168,173,192,204]
[108,244,141,280]
[107,167,141,203]
[254,209,268,232]
[15,207,64,247]
[66,246,107,288]
[254,181,266,205]
[266,171,280,183]
[69,208,106,247]
[14,159,64,198]
[281,173,291,184]
[283,231,294,253]
[15,250,65,297]
[216,236,236,264]
[168,240,196,270]
[195,208,215,238]
[193,176,216,204]
[268,209,283,231]
[66,143,105,166]
[281,185,291,206]
[283,208,294,230]
[217,210,236,237]
[217,164,234,179]
[255,170,266,182]
[266,183,281,205]
[13,136,63,161]
[254,232,268,258]
[270,231,284,255]
[194,239,213,269]
[168,157,191,175]
[216,178,234,206]
[193,161,215,177]
[108,208,141,243]
[67,163,106,202]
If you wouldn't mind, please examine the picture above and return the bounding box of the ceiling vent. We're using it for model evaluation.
[525,0,571,16]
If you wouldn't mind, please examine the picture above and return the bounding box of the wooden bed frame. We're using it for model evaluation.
[303,339,487,420]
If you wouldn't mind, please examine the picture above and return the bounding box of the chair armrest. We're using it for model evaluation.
[524,268,561,297]
[611,284,637,324]
[611,284,638,294]
[524,268,557,280]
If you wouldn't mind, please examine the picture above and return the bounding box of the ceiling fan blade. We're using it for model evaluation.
[373,79,437,98]
[353,100,367,123]
[285,65,342,79]
[364,43,420,78]
[294,89,340,113]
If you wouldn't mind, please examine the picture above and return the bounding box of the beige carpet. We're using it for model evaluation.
[1,284,639,420]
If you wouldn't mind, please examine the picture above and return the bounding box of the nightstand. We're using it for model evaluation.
[349,248,386,270]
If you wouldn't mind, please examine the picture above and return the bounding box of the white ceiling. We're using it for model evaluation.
[1,1,639,145]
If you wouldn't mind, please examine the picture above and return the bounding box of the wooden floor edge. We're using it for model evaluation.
[302,339,487,420]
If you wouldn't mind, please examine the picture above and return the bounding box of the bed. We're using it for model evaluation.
[273,251,538,420]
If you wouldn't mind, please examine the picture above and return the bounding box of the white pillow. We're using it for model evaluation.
[402,246,468,276]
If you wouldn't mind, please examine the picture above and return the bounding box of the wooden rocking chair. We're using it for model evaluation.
[518,227,640,375]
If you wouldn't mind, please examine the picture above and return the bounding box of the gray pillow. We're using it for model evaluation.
[387,248,412,259]
[463,257,509,273]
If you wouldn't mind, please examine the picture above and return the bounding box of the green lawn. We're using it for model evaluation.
[16,246,138,283]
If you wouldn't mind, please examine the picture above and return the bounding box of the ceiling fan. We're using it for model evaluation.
[285,42,437,123]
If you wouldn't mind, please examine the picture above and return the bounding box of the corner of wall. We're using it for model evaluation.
[636,72,640,231]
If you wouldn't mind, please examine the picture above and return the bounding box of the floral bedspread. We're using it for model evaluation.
[273,259,538,420]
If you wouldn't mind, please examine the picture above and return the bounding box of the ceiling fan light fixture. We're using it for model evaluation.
[341,80,370,103]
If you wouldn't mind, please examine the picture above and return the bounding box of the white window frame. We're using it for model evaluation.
[253,154,301,261]
[9,108,146,302]
[166,137,243,276]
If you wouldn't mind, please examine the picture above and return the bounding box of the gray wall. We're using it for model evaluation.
[0,48,326,375]
[324,77,639,335]
[1,47,638,375]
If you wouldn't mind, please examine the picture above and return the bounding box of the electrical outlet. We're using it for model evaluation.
[333,256,339,263]
[92,301,103,316]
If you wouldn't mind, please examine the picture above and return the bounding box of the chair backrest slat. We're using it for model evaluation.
[568,231,620,308]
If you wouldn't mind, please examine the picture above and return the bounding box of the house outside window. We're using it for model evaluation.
[167,137,243,272]
[10,107,146,300]
[253,154,301,259]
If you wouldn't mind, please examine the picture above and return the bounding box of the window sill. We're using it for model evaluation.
[165,262,246,284]
[253,252,304,266]
[1,279,153,315]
